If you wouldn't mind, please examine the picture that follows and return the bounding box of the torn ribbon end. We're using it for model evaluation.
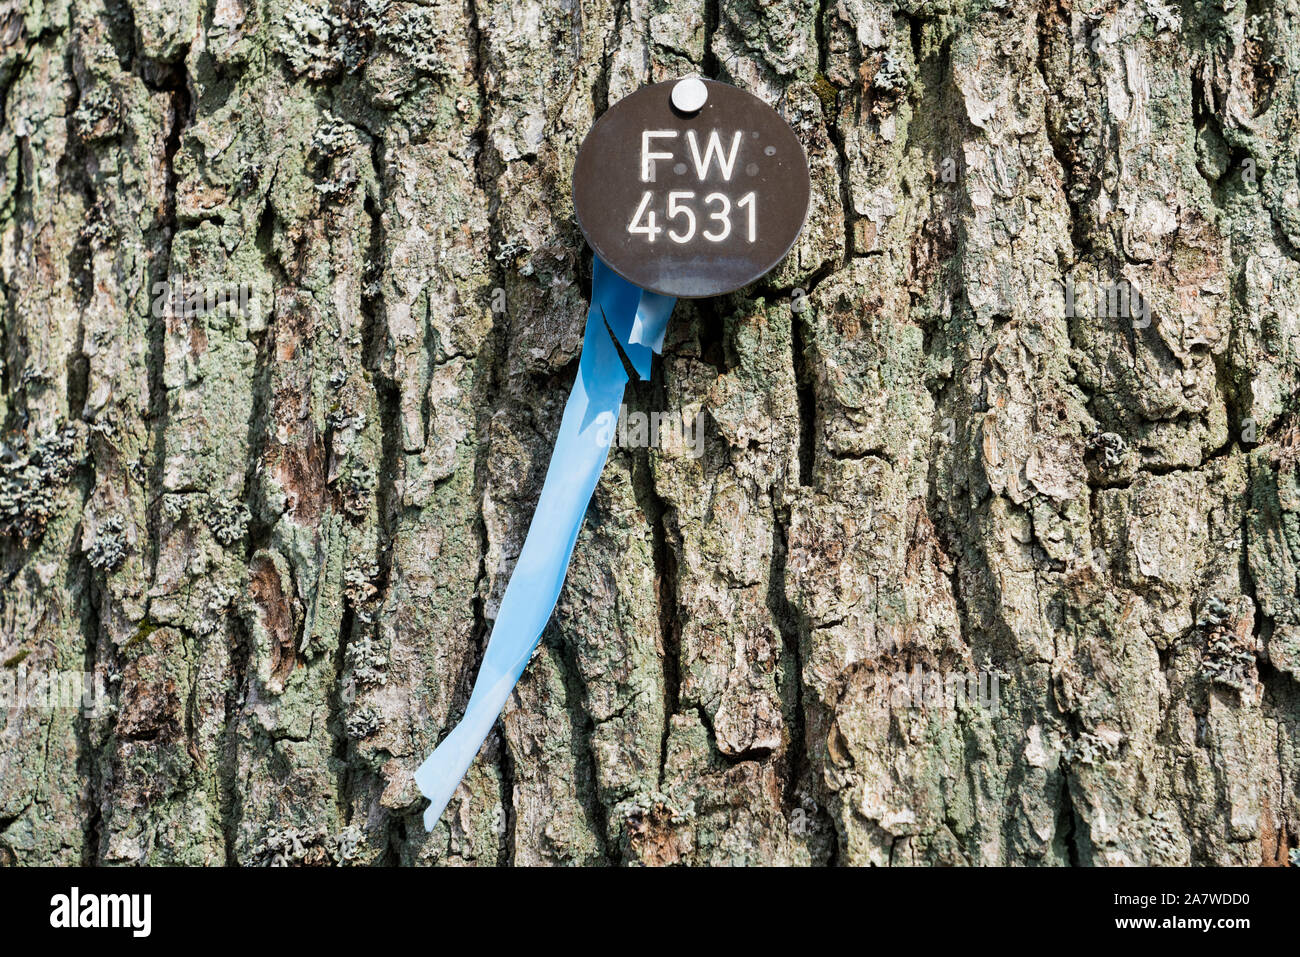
[414,257,675,831]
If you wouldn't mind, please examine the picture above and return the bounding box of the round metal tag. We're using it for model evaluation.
[572,79,811,299]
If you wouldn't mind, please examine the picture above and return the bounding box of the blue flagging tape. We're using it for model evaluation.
[414,258,675,830]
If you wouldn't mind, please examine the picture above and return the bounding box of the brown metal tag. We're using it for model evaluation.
[572,78,811,299]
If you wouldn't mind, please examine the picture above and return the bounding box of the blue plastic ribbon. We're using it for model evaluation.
[414,258,675,830]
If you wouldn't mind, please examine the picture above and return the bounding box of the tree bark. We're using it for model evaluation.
[1,0,1298,866]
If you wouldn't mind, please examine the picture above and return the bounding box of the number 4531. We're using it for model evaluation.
[628,191,756,244]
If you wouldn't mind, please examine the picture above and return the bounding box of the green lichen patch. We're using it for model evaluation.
[0,424,81,547]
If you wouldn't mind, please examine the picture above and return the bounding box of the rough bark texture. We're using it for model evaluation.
[1,0,1298,866]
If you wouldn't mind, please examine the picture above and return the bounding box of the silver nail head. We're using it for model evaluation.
[672,76,708,113]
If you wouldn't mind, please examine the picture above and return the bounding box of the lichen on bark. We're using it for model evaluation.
[1,0,1298,865]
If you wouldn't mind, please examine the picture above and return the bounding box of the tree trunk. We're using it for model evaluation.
[1,0,1297,866]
